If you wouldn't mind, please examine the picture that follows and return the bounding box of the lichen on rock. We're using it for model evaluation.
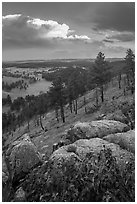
[6,133,42,182]
[66,120,130,142]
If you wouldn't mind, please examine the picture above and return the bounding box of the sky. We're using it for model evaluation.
[2,2,135,61]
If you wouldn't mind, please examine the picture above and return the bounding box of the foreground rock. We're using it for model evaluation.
[103,113,128,124]
[14,187,26,202]
[2,155,9,184]
[6,134,42,182]
[103,130,135,154]
[50,137,134,170]
[66,120,130,142]
[2,154,13,202]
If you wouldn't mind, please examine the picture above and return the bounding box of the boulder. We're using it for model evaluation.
[2,155,9,184]
[2,155,13,202]
[50,138,134,171]
[6,133,32,156]
[66,120,129,142]
[103,130,135,153]
[6,133,42,181]
[103,112,128,124]
[14,187,26,202]
[52,140,70,152]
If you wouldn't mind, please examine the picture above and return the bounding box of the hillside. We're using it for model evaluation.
[3,74,134,157]
[2,52,135,202]
[2,72,135,201]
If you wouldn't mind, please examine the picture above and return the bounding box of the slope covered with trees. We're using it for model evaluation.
[2,50,135,133]
[2,50,135,202]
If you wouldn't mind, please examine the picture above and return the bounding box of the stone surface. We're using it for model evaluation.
[14,187,26,202]
[2,155,9,184]
[50,137,134,170]
[103,112,128,124]
[66,120,130,142]
[6,133,42,181]
[103,130,135,153]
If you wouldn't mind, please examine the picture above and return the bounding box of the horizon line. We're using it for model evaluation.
[2,57,124,63]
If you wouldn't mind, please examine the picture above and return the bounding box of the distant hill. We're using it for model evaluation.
[106,58,124,62]
[2,58,123,69]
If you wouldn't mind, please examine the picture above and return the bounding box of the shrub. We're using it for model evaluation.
[21,146,135,202]
[66,126,86,143]
[67,145,77,153]
[120,101,135,129]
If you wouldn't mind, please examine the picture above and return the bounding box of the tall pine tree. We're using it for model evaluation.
[92,52,111,102]
[49,77,66,123]
[124,49,135,94]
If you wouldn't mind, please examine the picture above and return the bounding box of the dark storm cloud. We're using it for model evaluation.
[107,32,135,42]
[2,14,54,49]
[103,39,114,43]
[92,2,135,32]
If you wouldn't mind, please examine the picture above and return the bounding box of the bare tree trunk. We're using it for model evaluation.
[37,118,39,126]
[131,85,134,94]
[75,99,78,115]
[126,74,130,86]
[83,96,87,114]
[73,100,76,112]
[55,107,59,122]
[39,114,44,130]
[27,120,30,131]
[100,85,104,103]
[96,87,99,107]
[60,105,65,123]
[123,88,126,96]
[118,73,121,89]
[69,101,73,113]
[123,76,127,96]
[118,80,121,89]
[131,79,135,95]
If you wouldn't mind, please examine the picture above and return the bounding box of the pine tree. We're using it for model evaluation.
[37,94,48,130]
[24,103,31,131]
[124,49,135,94]
[92,52,111,102]
[118,72,122,89]
[67,71,79,115]
[49,77,66,123]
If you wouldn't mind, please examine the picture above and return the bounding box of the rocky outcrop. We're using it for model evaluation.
[102,112,128,124]
[2,155,9,184]
[2,154,13,202]
[14,187,26,202]
[66,120,130,143]
[50,137,134,170]
[103,130,135,153]
[6,134,42,182]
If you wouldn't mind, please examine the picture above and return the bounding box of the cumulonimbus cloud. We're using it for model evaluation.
[2,14,91,49]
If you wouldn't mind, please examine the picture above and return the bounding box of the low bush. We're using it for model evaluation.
[119,100,135,129]
[66,126,86,143]
[67,145,77,153]
[21,146,135,202]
